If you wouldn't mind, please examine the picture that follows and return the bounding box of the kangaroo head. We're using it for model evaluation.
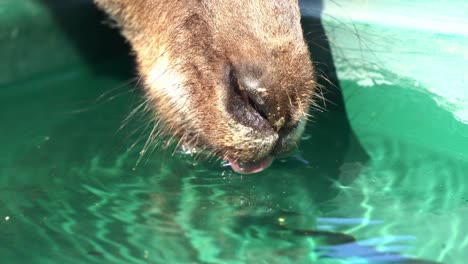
[95,0,316,173]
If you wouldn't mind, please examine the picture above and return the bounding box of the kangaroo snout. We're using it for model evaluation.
[95,0,316,173]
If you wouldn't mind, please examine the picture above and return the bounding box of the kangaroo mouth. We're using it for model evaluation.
[228,156,273,174]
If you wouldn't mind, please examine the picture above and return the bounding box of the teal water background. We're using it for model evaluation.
[1,0,467,263]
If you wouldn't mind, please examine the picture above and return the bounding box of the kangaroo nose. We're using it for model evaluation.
[229,63,288,131]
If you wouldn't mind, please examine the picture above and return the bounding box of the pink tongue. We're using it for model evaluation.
[228,156,273,174]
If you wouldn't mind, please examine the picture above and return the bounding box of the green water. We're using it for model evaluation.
[1,60,467,263]
[1,0,468,263]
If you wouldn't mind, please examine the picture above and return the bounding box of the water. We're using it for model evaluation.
[2,0,468,263]
[1,58,466,263]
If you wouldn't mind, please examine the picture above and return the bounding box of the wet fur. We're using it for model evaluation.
[94,0,315,165]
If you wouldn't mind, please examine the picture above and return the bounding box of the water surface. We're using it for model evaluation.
[1,61,466,263]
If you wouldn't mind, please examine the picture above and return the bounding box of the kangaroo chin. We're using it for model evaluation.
[95,0,316,174]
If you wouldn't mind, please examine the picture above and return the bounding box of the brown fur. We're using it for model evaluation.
[94,0,315,165]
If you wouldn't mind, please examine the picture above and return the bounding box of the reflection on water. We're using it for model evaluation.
[326,139,468,264]
[1,62,465,263]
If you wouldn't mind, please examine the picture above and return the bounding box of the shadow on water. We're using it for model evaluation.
[287,0,370,202]
[36,0,135,79]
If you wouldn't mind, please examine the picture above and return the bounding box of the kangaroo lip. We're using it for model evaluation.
[228,156,273,174]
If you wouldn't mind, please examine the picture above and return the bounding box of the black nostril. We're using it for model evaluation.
[228,67,241,97]
[228,66,269,120]
[247,95,268,120]
[225,65,272,131]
